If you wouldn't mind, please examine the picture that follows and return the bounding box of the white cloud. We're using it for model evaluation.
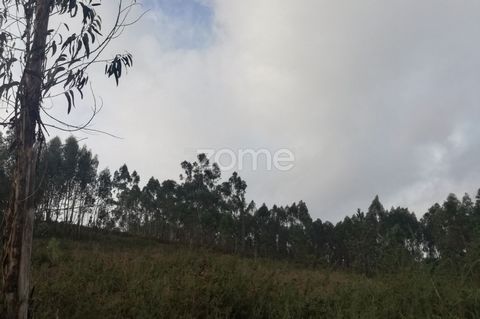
[54,0,480,221]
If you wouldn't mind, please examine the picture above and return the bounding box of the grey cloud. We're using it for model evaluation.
[55,0,480,222]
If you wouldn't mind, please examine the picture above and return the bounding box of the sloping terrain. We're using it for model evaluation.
[25,234,480,319]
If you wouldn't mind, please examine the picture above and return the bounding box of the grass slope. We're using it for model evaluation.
[26,234,480,318]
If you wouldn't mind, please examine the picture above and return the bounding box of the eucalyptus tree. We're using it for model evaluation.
[33,135,99,227]
[141,177,162,237]
[35,136,63,222]
[62,135,79,222]
[310,218,325,261]
[0,0,138,315]
[74,145,98,230]
[268,205,287,256]
[421,203,443,259]
[422,194,470,262]
[459,193,475,246]
[179,154,222,246]
[112,164,132,230]
[126,170,142,233]
[227,172,248,253]
[362,196,384,276]
[159,179,180,241]
[286,201,312,259]
[253,203,274,257]
[140,178,180,241]
[442,194,469,261]
[320,220,335,264]
[377,207,421,271]
[94,168,113,228]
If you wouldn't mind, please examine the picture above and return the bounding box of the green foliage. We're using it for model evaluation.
[24,135,480,278]
[29,236,480,319]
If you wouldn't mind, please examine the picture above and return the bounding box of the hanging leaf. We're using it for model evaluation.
[65,91,72,113]
[51,41,57,56]
[62,33,76,50]
[83,33,90,58]
[77,86,84,99]
[69,89,75,107]
[57,53,67,63]
[64,71,74,88]
[73,39,82,59]
[88,29,95,43]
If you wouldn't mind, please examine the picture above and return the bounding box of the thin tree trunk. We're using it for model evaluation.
[62,186,70,222]
[241,209,246,254]
[69,192,77,224]
[93,205,99,228]
[45,191,52,222]
[2,1,50,317]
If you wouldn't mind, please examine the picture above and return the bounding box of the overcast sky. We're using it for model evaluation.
[53,0,480,222]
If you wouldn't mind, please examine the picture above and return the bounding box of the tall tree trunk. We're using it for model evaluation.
[241,209,246,254]
[69,192,77,224]
[45,191,52,222]
[2,1,50,317]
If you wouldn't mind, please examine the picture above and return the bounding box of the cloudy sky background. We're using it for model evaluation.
[52,0,480,221]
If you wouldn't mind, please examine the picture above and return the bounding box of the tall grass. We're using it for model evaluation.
[20,235,479,319]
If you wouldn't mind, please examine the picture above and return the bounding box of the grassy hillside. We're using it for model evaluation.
[24,234,480,318]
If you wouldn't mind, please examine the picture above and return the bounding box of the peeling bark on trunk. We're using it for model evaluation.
[2,1,50,318]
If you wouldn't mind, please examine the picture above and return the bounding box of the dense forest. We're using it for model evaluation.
[0,132,480,275]
[1,132,480,277]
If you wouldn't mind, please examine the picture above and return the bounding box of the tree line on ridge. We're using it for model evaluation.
[1,133,479,276]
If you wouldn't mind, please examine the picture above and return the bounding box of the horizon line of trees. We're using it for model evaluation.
[1,133,480,276]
